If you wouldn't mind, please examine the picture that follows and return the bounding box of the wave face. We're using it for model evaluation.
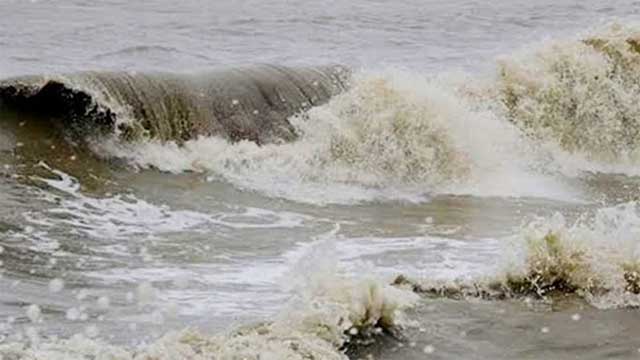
[0,65,350,144]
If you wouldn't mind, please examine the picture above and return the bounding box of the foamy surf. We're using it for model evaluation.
[394,201,640,309]
[0,237,417,360]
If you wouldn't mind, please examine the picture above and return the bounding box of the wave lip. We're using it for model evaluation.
[0,65,350,145]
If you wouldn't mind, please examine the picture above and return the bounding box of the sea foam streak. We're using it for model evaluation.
[28,164,310,239]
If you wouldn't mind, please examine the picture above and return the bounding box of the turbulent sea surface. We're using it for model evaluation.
[3,1,640,359]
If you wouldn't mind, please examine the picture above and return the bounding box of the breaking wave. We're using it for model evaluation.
[6,24,640,202]
[104,70,571,204]
[396,201,640,309]
[87,24,640,203]
[3,24,640,206]
[0,65,348,144]
[498,23,640,170]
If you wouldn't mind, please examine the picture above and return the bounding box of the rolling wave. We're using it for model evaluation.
[0,65,349,145]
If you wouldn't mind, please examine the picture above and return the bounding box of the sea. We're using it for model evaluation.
[2,1,640,359]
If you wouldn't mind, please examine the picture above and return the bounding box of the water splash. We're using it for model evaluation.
[398,201,640,309]
[498,22,640,169]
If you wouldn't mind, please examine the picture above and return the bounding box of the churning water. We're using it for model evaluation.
[2,1,640,359]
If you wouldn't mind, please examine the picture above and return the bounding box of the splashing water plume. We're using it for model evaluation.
[499,23,640,168]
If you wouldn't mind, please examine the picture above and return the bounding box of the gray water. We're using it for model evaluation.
[2,1,640,359]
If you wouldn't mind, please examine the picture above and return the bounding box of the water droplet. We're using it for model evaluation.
[172,277,188,289]
[76,289,89,301]
[97,296,110,309]
[25,304,41,323]
[137,282,156,304]
[25,327,39,345]
[48,279,64,293]
[65,308,80,321]
[85,325,99,338]
[149,310,164,325]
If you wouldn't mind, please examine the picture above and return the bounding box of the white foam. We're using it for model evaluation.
[497,22,640,176]
[499,201,640,308]
[0,235,418,360]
